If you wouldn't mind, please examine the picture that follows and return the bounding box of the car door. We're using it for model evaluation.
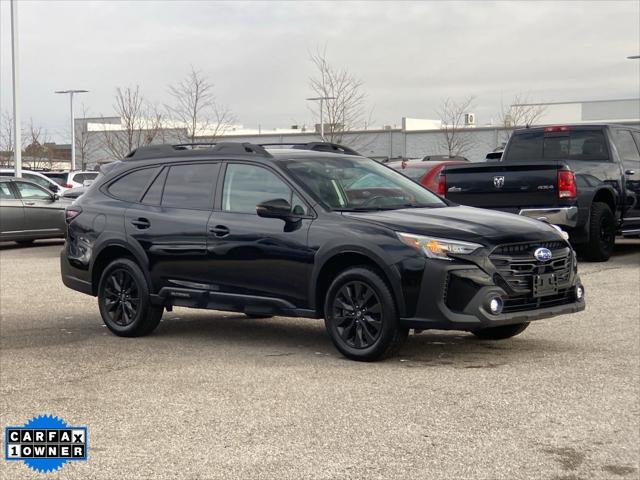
[14,181,65,235]
[206,162,314,307]
[0,181,25,239]
[124,162,220,292]
[613,129,640,229]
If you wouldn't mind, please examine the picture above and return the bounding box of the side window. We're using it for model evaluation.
[142,168,167,205]
[108,167,160,203]
[0,183,15,199]
[162,163,218,210]
[24,174,53,190]
[222,163,307,214]
[15,182,52,200]
[614,130,640,162]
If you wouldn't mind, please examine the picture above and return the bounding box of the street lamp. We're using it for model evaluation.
[55,89,88,171]
[306,96,336,141]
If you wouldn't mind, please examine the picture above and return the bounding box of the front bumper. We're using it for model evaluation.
[518,206,579,228]
[399,258,585,331]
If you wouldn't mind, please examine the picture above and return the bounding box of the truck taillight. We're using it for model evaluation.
[544,125,570,133]
[558,170,577,199]
[63,183,74,188]
[437,173,446,196]
[65,207,82,223]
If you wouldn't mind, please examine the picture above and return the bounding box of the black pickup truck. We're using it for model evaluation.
[442,124,640,261]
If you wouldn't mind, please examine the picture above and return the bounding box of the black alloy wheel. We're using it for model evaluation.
[332,281,383,349]
[102,268,140,326]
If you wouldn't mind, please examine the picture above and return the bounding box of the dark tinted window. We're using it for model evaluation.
[162,163,218,209]
[0,183,15,199]
[222,164,309,214]
[505,130,609,162]
[108,167,159,202]
[142,168,167,205]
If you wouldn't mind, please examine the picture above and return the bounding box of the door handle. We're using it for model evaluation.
[24,201,35,206]
[131,218,151,229]
[209,225,230,237]
[625,169,636,176]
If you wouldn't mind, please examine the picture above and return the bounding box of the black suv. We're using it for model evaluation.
[61,142,585,361]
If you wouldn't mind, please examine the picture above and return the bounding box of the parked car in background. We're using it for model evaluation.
[440,124,640,261]
[43,170,99,188]
[0,177,70,244]
[388,159,468,193]
[422,154,469,162]
[61,142,584,361]
[0,169,66,193]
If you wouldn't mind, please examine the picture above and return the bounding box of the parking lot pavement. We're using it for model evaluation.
[0,240,638,480]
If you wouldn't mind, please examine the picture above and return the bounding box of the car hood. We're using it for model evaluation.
[343,205,563,247]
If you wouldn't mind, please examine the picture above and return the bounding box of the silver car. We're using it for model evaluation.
[0,177,71,245]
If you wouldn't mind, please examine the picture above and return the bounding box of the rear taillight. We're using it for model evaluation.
[557,170,577,199]
[63,183,73,188]
[437,173,446,196]
[544,125,570,133]
[65,207,82,223]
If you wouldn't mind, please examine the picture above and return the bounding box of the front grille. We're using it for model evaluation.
[489,241,575,313]
[502,288,575,313]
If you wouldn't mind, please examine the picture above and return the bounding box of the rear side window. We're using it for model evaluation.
[108,167,160,202]
[142,168,167,205]
[505,130,609,162]
[161,163,218,210]
[0,183,15,199]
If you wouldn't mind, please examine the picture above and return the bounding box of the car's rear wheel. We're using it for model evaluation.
[324,266,408,361]
[98,258,163,337]
[577,202,616,262]
[472,322,529,340]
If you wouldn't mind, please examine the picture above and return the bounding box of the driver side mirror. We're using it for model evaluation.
[256,198,294,220]
[52,193,59,201]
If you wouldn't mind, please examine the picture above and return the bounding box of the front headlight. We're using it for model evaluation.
[396,232,482,260]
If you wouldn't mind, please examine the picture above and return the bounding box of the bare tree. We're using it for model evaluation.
[100,86,165,160]
[23,120,51,169]
[0,111,26,166]
[497,93,547,145]
[166,67,234,143]
[308,48,370,144]
[437,96,476,157]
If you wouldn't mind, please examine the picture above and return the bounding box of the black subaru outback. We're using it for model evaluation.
[61,142,585,361]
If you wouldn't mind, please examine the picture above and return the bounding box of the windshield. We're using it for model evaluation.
[280,156,446,211]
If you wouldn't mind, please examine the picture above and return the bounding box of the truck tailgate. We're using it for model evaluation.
[443,162,560,208]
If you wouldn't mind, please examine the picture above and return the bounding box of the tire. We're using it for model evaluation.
[472,322,529,340]
[577,202,616,262]
[324,266,408,361]
[16,240,34,246]
[97,258,163,337]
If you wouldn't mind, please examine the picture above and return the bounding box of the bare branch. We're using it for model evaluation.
[436,96,476,157]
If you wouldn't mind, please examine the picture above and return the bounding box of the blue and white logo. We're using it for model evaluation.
[4,415,88,474]
[534,247,553,262]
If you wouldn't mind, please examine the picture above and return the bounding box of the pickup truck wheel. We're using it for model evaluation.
[324,267,408,361]
[98,258,163,337]
[578,202,616,262]
[472,322,529,340]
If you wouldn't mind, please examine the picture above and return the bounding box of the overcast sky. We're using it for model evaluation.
[1,0,639,142]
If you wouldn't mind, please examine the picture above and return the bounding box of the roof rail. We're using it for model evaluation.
[124,142,272,160]
[260,142,360,156]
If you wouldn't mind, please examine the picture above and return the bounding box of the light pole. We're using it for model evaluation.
[11,0,21,177]
[55,89,88,171]
[306,96,336,141]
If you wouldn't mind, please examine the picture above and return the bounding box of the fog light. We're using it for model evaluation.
[575,285,584,301]
[488,296,503,315]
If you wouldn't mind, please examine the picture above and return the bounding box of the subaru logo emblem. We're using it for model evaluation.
[493,176,505,189]
[534,247,553,262]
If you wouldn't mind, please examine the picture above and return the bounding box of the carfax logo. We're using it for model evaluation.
[4,414,87,474]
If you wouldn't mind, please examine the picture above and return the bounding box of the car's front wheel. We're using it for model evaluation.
[472,322,529,340]
[324,267,408,361]
[98,258,163,337]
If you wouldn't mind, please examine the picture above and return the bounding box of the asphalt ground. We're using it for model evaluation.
[0,239,638,480]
